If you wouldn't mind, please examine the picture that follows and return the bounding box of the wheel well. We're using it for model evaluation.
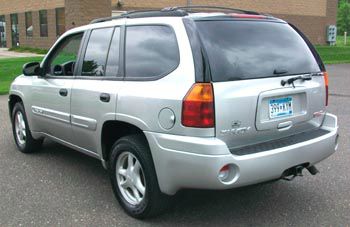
[101,121,146,161]
[8,95,23,116]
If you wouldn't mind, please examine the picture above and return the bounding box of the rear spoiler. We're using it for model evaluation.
[289,23,326,72]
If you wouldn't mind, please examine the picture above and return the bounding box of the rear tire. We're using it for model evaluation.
[109,134,172,218]
[11,102,43,153]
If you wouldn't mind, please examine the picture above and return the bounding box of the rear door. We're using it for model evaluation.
[70,26,123,153]
[195,20,326,149]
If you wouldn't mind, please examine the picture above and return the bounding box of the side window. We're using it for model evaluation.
[46,33,83,76]
[105,27,120,77]
[125,25,179,79]
[82,27,114,76]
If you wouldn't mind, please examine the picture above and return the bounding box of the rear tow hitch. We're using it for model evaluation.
[282,165,319,181]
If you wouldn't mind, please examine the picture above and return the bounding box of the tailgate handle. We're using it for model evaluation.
[278,121,293,131]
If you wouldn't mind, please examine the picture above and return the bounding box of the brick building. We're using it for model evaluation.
[0,0,338,49]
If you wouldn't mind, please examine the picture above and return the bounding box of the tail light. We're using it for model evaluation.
[182,83,215,128]
[324,72,329,106]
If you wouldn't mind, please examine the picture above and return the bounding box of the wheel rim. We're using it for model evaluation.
[116,152,146,205]
[14,111,26,146]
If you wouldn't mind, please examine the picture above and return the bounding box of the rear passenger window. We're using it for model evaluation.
[82,27,114,76]
[105,27,120,77]
[125,25,179,79]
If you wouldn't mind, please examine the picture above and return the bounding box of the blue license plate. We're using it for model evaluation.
[269,97,293,119]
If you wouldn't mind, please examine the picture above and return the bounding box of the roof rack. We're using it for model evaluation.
[90,9,188,24]
[90,5,261,24]
[163,5,260,15]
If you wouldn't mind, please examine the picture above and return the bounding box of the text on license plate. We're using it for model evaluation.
[269,97,293,119]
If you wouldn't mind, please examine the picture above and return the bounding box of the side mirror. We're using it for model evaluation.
[23,62,41,76]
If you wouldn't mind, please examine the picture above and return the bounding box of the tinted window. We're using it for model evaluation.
[39,10,48,37]
[10,14,18,46]
[125,25,179,79]
[82,28,114,76]
[195,21,320,82]
[56,8,65,36]
[105,27,120,77]
[46,33,83,76]
[25,12,33,37]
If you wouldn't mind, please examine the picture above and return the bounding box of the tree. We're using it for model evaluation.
[337,0,350,34]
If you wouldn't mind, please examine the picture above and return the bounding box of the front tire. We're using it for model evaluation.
[11,102,43,153]
[109,135,172,218]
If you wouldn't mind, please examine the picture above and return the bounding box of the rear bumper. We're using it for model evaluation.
[145,113,338,195]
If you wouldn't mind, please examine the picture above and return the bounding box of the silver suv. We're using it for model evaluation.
[9,6,339,218]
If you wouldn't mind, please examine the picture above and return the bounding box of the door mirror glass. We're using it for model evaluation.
[23,62,41,76]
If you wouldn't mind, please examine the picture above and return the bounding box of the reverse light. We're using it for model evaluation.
[181,83,215,128]
[324,72,329,106]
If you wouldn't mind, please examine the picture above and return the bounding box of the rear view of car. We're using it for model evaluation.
[171,13,339,187]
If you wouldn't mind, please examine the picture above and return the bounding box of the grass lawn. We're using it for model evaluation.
[0,57,43,95]
[8,46,48,55]
[314,36,350,64]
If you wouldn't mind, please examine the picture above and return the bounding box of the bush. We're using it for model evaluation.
[338,0,350,35]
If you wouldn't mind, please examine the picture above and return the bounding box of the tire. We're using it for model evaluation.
[109,134,172,218]
[11,102,43,153]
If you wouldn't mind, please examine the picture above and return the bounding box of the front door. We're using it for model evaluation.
[30,32,84,143]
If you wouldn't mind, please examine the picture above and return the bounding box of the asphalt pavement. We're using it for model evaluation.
[0,64,349,226]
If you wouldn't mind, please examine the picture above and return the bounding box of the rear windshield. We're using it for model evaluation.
[195,20,321,82]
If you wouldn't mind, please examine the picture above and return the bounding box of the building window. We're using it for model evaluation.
[25,12,33,37]
[56,8,65,36]
[39,10,48,37]
[0,15,6,47]
[10,14,19,46]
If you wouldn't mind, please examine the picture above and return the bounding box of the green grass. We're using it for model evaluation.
[0,57,43,95]
[8,46,48,55]
[336,35,350,46]
[315,46,350,64]
[314,36,350,64]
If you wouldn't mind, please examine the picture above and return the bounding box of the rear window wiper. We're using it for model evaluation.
[274,69,288,75]
[281,75,312,87]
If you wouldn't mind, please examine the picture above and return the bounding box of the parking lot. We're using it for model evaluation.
[0,64,349,226]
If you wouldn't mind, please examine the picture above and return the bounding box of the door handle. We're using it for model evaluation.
[100,93,110,102]
[59,88,68,97]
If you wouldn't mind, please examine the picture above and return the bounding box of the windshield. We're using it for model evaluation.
[195,20,321,82]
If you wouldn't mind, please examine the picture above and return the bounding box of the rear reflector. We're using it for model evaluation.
[218,165,230,181]
[324,72,329,106]
[182,83,215,128]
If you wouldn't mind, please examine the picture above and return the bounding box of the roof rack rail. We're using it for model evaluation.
[163,5,260,15]
[90,5,261,24]
[90,9,188,24]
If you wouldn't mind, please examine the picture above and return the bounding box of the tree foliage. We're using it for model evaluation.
[338,0,350,34]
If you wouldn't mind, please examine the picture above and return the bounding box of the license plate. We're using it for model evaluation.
[269,97,293,119]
